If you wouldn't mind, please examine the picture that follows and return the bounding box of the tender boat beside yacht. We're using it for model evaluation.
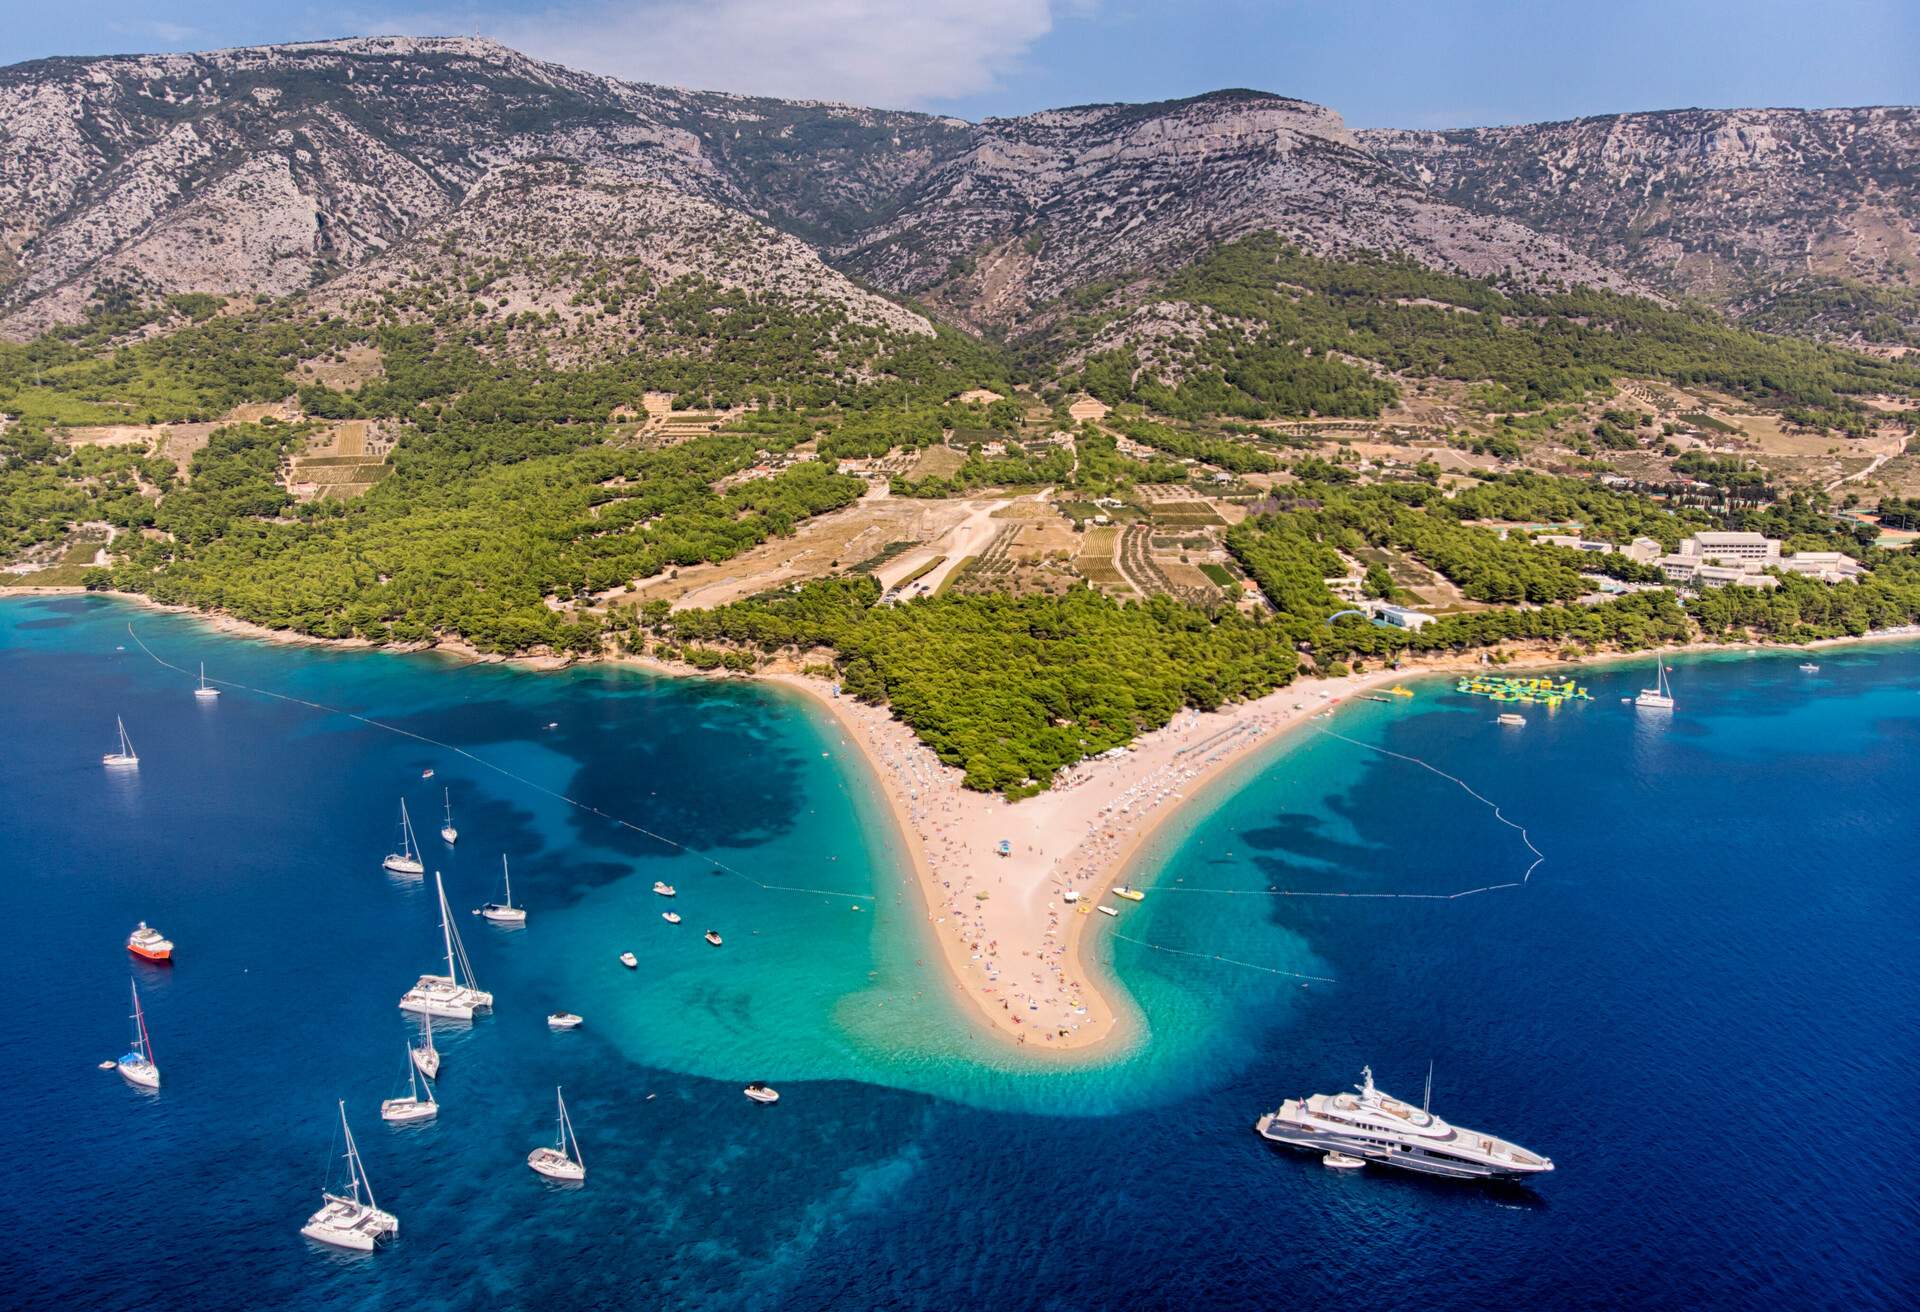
[302,1102,398,1252]
[126,922,173,962]
[1255,1066,1553,1182]
[527,1087,585,1181]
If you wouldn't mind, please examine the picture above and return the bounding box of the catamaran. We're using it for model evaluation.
[478,855,526,925]
[117,980,160,1089]
[439,789,458,845]
[301,1101,399,1251]
[398,872,493,1020]
[102,716,139,768]
[527,1086,585,1181]
[1634,659,1676,711]
[383,800,425,876]
[380,1047,439,1123]
[194,662,220,700]
[409,1011,440,1081]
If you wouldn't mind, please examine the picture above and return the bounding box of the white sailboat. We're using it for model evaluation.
[301,1101,399,1251]
[383,799,425,876]
[117,980,160,1089]
[398,872,494,1020]
[409,1012,440,1081]
[439,789,457,845]
[380,1046,439,1123]
[527,1086,585,1181]
[478,855,527,925]
[102,716,139,768]
[1634,658,1676,711]
[194,662,220,700]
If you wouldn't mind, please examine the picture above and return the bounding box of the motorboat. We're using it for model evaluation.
[117,980,160,1089]
[478,855,527,925]
[382,799,425,876]
[527,1087,585,1181]
[301,1102,399,1251]
[1112,886,1145,902]
[1799,661,1820,673]
[661,911,682,925]
[380,1048,438,1123]
[618,952,638,969]
[547,1013,583,1030]
[194,663,220,699]
[126,922,174,962]
[1322,1151,1366,1169]
[704,930,723,947]
[652,881,676,898]
[398,872,493,1020]
[743,1082,779,1105]
[1497,713,1526,727]
[102,716,139,768]
[1255,1066,1553,1182]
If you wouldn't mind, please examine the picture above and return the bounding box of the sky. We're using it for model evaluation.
[3,0,1916,127]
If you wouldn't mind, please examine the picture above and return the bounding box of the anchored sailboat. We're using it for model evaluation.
[102,716,139,768]
[409,1012,440,1081]
[527,1086,585,1181]
[194,662,220,700]
[301,1101,399,1251]
[478,855,527,925]
[1634,659,1676,711]
[117,980,159,1089]
[380,1046,438,1123]
[439,789,458,846]
[398,872,493,1019]
[383,800,426,876]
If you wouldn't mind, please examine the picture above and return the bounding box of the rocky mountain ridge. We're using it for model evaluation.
[1,37,1912,344]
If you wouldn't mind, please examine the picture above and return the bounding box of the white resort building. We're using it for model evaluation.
[1655,532,1866,588]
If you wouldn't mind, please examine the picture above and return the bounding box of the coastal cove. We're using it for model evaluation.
[3,592,1917,1309]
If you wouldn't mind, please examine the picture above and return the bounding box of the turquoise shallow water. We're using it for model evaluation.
[3,595,1915,1309]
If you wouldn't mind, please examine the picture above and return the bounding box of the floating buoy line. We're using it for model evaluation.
[127,625,867,903]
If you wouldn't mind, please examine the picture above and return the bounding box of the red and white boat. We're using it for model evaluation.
[127,922,173,962]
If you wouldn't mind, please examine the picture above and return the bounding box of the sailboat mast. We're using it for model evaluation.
[503,855,512,907]
[436,872,456,979]
[339,1100,376,1210]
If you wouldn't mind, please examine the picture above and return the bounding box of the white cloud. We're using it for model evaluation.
[476,0,1066,108]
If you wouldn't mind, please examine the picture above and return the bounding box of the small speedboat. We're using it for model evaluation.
[1497,712,1526,727]
[547,1012,583,1030]
[704,930,723,947]
[1112,886,1145,902]
[1322,1151,1366,1170]
[126,922,173,962]
[421,768,434,779]
[1799,662,1820,673]
[618,952,637,969]
[662,911,682,924]
[1096,905,1119,917]
[743,1082,779,1104]
[652,881,676,898]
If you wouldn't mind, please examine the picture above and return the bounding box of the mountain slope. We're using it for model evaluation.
[1362,107,1920,337]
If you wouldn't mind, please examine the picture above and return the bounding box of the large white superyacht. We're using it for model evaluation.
[1255,1067,1553,1181]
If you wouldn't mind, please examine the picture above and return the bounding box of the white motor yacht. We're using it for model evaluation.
[1256,1066,1553,1182]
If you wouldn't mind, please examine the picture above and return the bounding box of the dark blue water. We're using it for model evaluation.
[3,596,1915,1310]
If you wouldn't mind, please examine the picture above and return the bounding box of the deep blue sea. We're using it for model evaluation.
[3,595,1915,1310]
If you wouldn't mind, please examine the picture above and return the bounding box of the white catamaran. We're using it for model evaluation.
[117,980,160,1089]
[527,1086,585,1181]
[409,1012,440,1081]
[398,872,493,1020]
[1635,659,1676,711]
[380,1046,439,1123]
[383,799,426,876]
[439,789,458,846]
[194,662,220,700]
[301,1101,399,1252]
[478,855,527,925]
[102,716,139,768]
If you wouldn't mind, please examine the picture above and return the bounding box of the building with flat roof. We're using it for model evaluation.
[1371,602,1436,631]
[1678,532,1780,565]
